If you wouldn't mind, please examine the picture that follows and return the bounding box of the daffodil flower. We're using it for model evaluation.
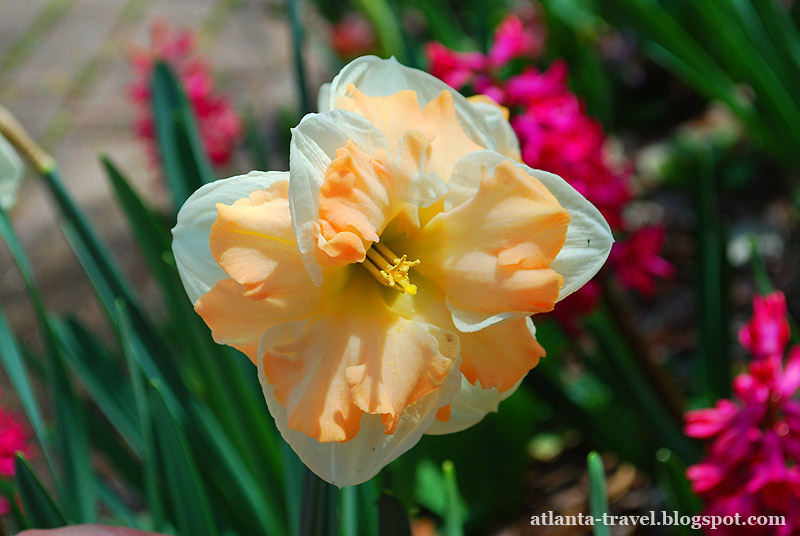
[172,56,613,487]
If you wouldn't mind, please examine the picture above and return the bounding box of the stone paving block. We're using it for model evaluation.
[0,0,47,65]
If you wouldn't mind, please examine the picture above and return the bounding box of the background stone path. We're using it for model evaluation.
[0,0,327,357]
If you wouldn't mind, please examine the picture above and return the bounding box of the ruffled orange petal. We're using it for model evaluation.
[210,180,320,301]
[458,319,545,391]
[194,279,277,363]
[260,276,459,442]
[400,277,545,392]
[200,179,334,362]
[412,159,570,319]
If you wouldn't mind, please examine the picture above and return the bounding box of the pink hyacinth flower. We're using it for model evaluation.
[128,21,242,170]
[488,15,543,67]
[610,226,675,296]
[739,292,792,361]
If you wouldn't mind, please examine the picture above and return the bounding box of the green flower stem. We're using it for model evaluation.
[600,277,686,422]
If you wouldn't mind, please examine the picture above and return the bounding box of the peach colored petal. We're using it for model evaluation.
[422,90,485,181]
[412,159,569,322]
[337,85,484,182]
[199,179,336,362]
[260,274,459,442]
[398,276,545,392]
[316,141,395,265]
[336,86,432,156]
[314,136,447,266]
[210,180,317,301]
[195,279,274,362]
[458,319,545,391]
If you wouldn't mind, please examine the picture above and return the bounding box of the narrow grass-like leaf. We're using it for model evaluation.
[15,454,67,529]
[117,300,164,531]
[526,366,651,470]
[40,333,95,523]
[587,452,610,536]
[102,156,172,289]
[694,151,730,403]
[585,310,699,463]
[299,469,338,536]
[151,380,218,536]
[54,317,142,456]
[150,61,214,208]
[191,401,287,536]
[442,461,465,536]
[655,448,701,536]
[353,0,407,62]
[282,440,304,536]
[0,305,55,477]
[95,478,141,529]
[0,206,94,522]
[358,477,380,536]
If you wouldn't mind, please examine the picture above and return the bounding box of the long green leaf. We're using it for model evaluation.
[15,455,67,529]
[102,156,172,289]
[0,206,94,522]
[150,61,214,208]
[584,311,698,463]
[441,461,465,536]
[117,300,164,531]
[0,305,55,478]
[587,452,609,536]
[54,317,142,456]
[655,449,701,536]
[299,469,338,536]
[151,380,218,536]
[191,401,287,536]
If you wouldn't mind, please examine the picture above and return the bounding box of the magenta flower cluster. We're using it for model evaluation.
[425,13,673,321]
[128,21,242,170]
[685,292,800,534]
[0,405,33,515]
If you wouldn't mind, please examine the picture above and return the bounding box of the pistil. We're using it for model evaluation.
[363,242,420,295]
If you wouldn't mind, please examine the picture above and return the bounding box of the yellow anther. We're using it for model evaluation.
[363,244,420,294]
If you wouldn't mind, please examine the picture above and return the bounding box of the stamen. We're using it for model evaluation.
[363,243,420,295]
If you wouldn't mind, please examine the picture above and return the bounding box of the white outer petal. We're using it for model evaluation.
[317,83,331,112]
[326,56,497,153]
[257,335,463,487]
[171,170,288,304]
[0,133,24,210]
[426,376,522,435]
[468,99,521,161]
[445,150,613,311]
[288,110,388,285]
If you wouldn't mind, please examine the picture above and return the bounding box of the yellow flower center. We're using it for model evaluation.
[362,241,420,295]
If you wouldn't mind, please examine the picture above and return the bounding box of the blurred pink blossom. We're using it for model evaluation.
[685,292,800,534]
[610,226,675,296]
[0,404,34,516]
[330,14,377,59]
[739,292,792,361]
[488,14,544,67]
[128,21,242,170]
